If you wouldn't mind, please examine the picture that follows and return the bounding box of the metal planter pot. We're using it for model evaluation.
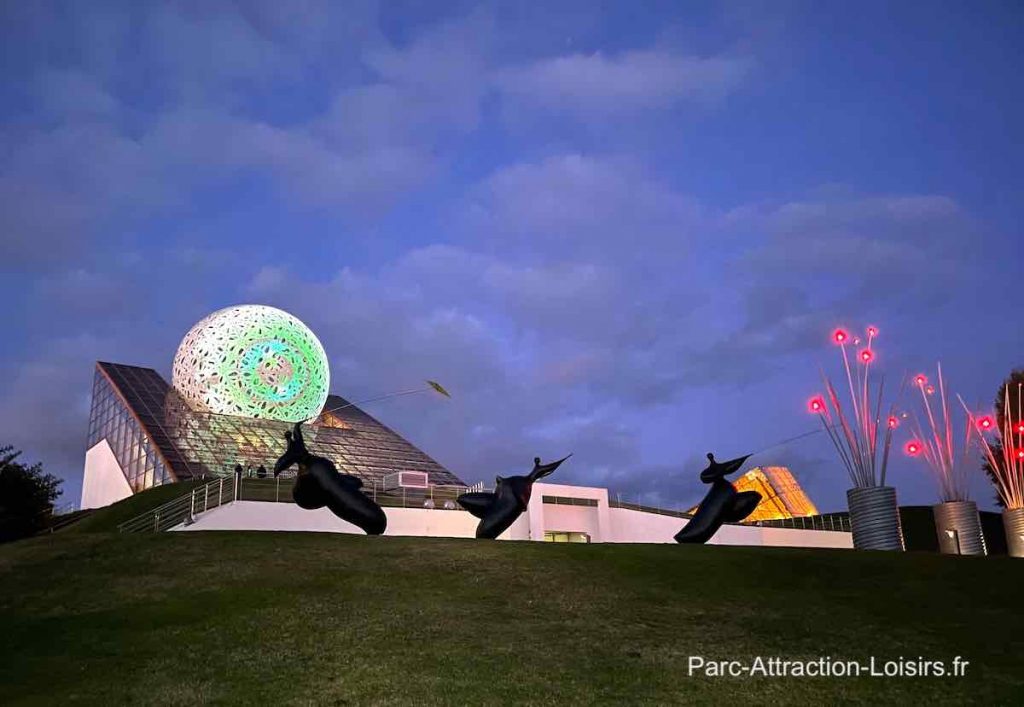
[847,486,905,551]
[933,501,986,556]
[1004,508,1024,558]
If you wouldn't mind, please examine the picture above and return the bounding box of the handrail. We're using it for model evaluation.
[235,476,474,511]
[118,476,237,533]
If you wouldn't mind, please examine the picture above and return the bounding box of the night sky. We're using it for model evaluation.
[2,1,1022,513]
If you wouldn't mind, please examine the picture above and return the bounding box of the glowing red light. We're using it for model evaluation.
[832,329,849,344]
[888,416,899,429]
[904,441,922,456]
[1017,422,1024,434]
[926,385,935,395]
[859,349,874,363]
[867,326,878,337]
[1018,449,1024,460]
[977,416,994,431]
[808,397,825,414]
[914,374,928,387]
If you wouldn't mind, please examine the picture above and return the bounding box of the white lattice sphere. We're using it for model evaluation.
[172,305,330,422]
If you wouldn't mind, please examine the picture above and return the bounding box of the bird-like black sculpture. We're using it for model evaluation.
[458,454,572,539]
[674,452,761,544]
[274,421,387,535]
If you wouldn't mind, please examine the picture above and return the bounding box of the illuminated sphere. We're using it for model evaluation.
[172,305,329,422]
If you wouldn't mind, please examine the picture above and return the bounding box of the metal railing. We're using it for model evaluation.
[753,512,852,533]
[115,472,852,535]
[45,510,93,534]
[608,498,692,519]
[118,476,238,533]
[236,476,473,511]
[608,497,851,533]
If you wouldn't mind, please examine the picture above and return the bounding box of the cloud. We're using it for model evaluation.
[36,269,145,319]
[0,332,168,504]
[498,49,750,119]
[461,154,702,258]
[0,6,499,272]
[0,122,168,268]
[33,69,118,120]
[677,192,979,386]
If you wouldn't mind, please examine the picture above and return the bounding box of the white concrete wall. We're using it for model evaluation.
[178,501,507,539]
[80,439,133,509]
[533,482,610,542]
[754,526,853,549]
[605,505,774,546]
[177,482,852,550]
[606,505,852,548]
[542,505,603,541]
[607,505,682,543]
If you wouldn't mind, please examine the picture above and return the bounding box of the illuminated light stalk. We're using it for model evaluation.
[839,344,870,482]
[824,373,870,486]
[960,386,1024,510]
[815,402,857,482]
[907,364,973,503]
[812,325,898,489]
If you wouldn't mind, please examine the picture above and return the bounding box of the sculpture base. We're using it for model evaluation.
[933,501,986,556]
[1003,508,1024,558]
[847,486,904,551]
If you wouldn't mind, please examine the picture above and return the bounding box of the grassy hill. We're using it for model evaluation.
[59,481,206,534]
[1,531,1023,705]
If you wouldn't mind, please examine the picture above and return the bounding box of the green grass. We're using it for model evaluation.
[1,532,1022,705]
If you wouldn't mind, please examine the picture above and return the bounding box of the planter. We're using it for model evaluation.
[1004,508,1024,558]
[932,501,986,556]
[847,486,904,551]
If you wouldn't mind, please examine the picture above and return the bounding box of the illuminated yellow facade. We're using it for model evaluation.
[685,466,818,521]
[734,466,818,521]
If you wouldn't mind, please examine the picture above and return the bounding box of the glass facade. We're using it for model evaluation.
[732,466,819,522]
[87,362,465,495]
[87,367,174,492]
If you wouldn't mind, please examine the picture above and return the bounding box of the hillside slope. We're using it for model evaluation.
[1,532,1022,704]
[61,481,205,534]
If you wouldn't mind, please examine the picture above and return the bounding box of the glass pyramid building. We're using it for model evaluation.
[85,360,465,501]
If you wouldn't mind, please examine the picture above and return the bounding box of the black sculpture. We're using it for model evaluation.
[273,421,387,535]
[457,455,572,539]
[674,453,761,544]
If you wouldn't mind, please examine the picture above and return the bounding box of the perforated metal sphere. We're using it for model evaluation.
[172,305,330,422]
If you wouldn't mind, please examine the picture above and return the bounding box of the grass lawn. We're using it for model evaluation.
[1,530,1022,705]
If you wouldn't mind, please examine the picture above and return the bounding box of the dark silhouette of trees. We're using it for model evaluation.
[983,369,1024,507]
[0,445,63,543]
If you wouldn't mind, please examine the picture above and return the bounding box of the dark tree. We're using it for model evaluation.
[983,369,1024,508]
[0,445,63,543]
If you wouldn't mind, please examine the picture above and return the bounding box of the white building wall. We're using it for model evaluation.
[81,439,133,509]
[607,505,682,543]
[178,501,515,540]
[533,482,610,542]
[542,505,603,541]
[177,481,852,550]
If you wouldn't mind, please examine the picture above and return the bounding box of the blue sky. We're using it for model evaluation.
[1,1,1022,512]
